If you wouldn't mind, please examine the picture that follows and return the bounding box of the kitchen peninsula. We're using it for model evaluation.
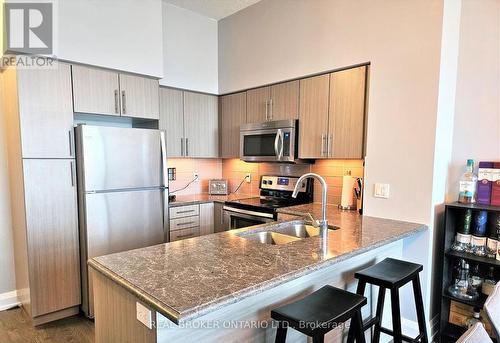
[89,205,426,343]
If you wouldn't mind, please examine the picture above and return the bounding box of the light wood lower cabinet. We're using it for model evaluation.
[199,203,214,236]
[169,203,218,241]
[219,92,246,158]
[214,202,226,233]
[23,159,80,318]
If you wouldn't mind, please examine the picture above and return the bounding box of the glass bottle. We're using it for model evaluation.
[452,209,472,252]
[486,212,499,259]
[466,308,483,329]
[469,264,483,292]
[458,159,478,204]
[482,266,497,296]
[469,211,488,256]
[448,259,479,301]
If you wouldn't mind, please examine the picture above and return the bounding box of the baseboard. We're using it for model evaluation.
[0,290,20,311]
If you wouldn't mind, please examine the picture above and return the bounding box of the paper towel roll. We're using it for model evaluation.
[341,175,356,209]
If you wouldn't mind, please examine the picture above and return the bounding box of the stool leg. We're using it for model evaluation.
[347,281,367,343]
[274,322,287,343]
[354,309,366,343]
[390,288,403,343]
[372,287,386,343]
[412,275,428,343]
[312,334,324,343]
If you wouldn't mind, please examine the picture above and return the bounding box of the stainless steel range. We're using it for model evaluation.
[223,175,313,230]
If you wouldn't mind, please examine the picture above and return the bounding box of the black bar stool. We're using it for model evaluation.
[347,258,428,343]
[271,285,367,343]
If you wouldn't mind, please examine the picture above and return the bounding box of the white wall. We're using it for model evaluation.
[446,0,500,202]
[160,3,218,93]
[218,0,445,330]
[57,0,163,78]
[0,74,16,295]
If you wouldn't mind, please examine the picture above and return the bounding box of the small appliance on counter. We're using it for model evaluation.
[209,179,229,195]
[223,175,313,230]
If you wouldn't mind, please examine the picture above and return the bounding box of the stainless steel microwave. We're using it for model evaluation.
[240,120,298,162]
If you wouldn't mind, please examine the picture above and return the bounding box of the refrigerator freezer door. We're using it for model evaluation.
[77,125,161,191]
[81,189,165,317]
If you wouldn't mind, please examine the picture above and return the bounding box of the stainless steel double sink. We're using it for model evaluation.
[237,222,339,245]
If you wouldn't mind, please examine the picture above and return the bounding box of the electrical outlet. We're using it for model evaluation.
[245,173,251,183]
[136,302,153,329]
[193,172,199,182]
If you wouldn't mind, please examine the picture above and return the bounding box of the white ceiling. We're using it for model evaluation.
[163,0,262,20]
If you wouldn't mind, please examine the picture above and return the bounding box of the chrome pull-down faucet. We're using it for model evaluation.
[292,173,328,230]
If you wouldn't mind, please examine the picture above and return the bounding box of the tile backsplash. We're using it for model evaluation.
[168,158,222,196]
[168,158,364,205]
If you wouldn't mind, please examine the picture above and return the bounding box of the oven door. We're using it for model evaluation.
[240,127,295,162]
[223,206,275,230]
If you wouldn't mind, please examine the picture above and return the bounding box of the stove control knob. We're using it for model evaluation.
[268,180,273,185]
[262,180,267,185]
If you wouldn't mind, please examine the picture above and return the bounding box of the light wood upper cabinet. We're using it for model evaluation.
[183,92,219,158]
[246,86,270,123]
[119,74,159,120]
[159,88,184,157]
[219,92,246,158]
[199,203,215,236]
[72,65,159,119]
[17,64,74,159]
[23,159,80,317]
[72,65,120,116]
[298,74,330,159]
[328,66,366,159]
[269,80,299,120]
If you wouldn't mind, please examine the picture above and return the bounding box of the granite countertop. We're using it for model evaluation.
[89,205,427,325]
[169,193,252,207]
[276,203,362,224]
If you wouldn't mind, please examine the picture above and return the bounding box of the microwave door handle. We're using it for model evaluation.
[279,130,284,159]
[274,130,281,160]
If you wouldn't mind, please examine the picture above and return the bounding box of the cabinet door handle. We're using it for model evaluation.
[320,134,326,157]
[181,138,184,156]
[265,100,269,121]
[177,210,195,214]
[176,221,196,226]
[121,90,126,114]
[176,232,195,239]
[68,129,74,157]
[114,90,119,114]
[269,98,273,120]
[70,161,75,187]
[328,134,333,157]
[185,138,189,156]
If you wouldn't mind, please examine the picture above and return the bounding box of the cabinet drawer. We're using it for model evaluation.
[169,204,199,219]
[170,227,200,242]
[170,216,200,231]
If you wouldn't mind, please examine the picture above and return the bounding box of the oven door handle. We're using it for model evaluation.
[274,129,282,161]
[223,206,274,219]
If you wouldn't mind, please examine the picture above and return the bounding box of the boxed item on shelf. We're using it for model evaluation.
[491,162,500,206]
[448,301,494,337]
[477,162,494,205]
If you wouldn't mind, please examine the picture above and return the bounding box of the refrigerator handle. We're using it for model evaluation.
[160,131,170,242]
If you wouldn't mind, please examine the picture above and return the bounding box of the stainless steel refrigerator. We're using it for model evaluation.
[75,125,168,318]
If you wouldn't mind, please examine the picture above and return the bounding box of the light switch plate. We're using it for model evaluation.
[374,183,390,198]
[136,302,153,329]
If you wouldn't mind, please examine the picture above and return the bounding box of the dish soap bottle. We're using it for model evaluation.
[458,159,478,204]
